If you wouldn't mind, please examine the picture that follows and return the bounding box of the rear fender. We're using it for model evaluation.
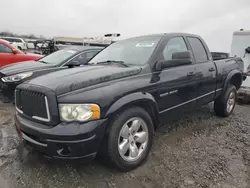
[223,70,242,92]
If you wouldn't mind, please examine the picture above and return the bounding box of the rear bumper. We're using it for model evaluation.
[15,114,108,160]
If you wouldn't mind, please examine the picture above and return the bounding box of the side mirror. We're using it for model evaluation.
[12,49,18,54]
[156,51,193,71]
[67,61,81,67]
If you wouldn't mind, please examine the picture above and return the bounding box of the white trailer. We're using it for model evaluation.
[231,29,250,101]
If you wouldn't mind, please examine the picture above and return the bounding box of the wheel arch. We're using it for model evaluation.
[105,92,159,129]
[223,70,242,92]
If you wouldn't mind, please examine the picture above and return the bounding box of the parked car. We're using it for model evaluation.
[231,29,250,102]
[0,39,42,68]
[25,39,36,49]
[1,39,19,49]
[15,33,245,171]
[0,46,103,102]
[0,37,27,50]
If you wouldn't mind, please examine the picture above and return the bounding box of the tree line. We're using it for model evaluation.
[0,31,45,39]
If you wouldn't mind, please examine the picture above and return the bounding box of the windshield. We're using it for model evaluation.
[37,49,78,64]
[88,35,162,66]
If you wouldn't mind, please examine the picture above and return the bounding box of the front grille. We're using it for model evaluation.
[15,89,50,122]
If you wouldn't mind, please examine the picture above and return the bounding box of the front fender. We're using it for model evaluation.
[105,92,158,117]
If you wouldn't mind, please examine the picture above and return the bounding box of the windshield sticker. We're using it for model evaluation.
[67,50,77,54]
[136,43,155,47]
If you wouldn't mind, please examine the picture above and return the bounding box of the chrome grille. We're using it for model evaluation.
[15,89,50,122]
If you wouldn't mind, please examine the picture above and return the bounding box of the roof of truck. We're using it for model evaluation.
[126,33,201,40]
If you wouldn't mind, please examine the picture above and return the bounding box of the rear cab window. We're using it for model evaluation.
[14,38,23,43]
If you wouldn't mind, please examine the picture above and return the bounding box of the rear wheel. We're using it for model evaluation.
[107,107,154,171]
[17,46,22,51]
[214,85,237,117]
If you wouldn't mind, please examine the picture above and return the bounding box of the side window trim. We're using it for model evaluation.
[183,36,196,63]
[186,37,209,64]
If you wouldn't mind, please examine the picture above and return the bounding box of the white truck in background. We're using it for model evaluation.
[231,29,250,102]
[0,37,27,51]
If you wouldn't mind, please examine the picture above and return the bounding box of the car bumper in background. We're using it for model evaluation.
[0,81,18,102]
[238,86,250,102]
[15,114,108,160]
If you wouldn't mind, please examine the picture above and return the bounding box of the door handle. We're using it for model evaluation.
[209,67,215,72]
[187,72,195,76]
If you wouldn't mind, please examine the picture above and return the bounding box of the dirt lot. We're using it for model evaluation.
[0,102,250,188]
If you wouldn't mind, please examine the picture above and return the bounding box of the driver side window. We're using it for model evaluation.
[0,44,12,53]
[162,37,188,60]
[68,51,98,65]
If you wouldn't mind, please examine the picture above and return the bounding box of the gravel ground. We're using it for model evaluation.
[0,102,250,188]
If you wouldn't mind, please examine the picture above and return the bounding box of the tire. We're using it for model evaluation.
[107,107,154,171]
[214,85,237,117]
[17,46,22,50]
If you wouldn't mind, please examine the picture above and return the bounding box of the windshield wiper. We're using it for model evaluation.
[38,60,48,64]
[96,60,128,67]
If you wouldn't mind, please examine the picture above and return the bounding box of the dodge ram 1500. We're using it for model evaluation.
[14,33,245,171]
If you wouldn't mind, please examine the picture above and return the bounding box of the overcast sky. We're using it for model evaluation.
[1,0,250,52]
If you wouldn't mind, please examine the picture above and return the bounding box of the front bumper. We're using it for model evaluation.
[0,80,18,102]
[15,114,108,160]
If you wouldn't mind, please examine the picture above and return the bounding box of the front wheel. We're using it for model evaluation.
[214,85,237,117]
[107,107,154,171]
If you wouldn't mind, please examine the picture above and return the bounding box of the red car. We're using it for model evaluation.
[0,39,43,67]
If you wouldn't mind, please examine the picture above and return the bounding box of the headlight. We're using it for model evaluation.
[59,104,100,122]
[1,72,33,82]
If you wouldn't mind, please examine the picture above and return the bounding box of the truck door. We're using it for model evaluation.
[186,37,217,106]
[154,36,197,118]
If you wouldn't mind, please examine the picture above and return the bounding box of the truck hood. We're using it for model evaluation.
[26,65,141,95]
[0,61,54,76]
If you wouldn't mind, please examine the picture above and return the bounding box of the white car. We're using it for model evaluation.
[0,37,27,51]
[25,39,36,49]
[0,39,19,49]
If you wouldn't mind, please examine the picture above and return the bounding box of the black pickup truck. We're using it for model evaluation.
[15,33,244,171]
